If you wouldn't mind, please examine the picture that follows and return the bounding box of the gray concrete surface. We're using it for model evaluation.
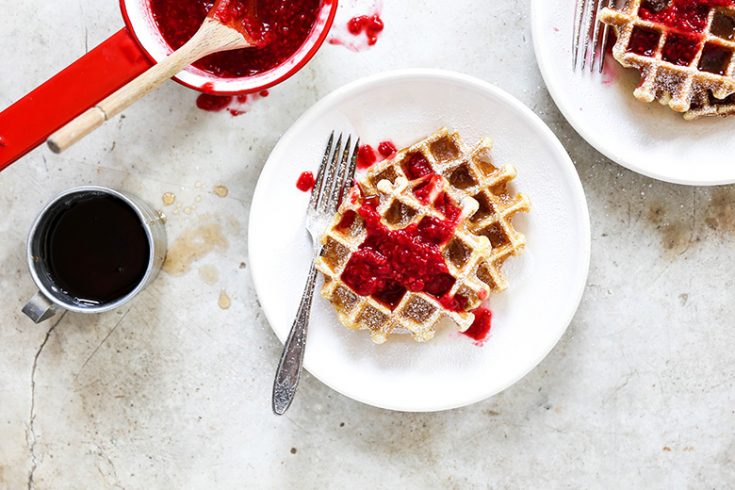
[0,0,733,488]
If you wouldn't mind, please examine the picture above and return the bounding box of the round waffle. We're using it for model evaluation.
[601,0,735,118]
[315,128,530,344]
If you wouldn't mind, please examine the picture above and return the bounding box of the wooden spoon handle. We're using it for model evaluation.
[48,18,249,153]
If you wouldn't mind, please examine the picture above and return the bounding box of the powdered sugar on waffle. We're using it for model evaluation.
[315,128,530,344]
[601,0,735,118]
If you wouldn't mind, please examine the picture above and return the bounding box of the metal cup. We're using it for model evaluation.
[22,186,167,323]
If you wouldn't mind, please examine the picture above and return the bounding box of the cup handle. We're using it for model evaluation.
[0,27,155,171]
[22,292,59,324]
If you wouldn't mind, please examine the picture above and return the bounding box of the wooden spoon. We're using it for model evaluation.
[47,0,262,153]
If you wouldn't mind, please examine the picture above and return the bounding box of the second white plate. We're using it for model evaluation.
[532,0,735,186]
[249,70,590,412]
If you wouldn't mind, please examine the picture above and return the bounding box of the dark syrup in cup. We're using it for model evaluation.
[43,193,150,305]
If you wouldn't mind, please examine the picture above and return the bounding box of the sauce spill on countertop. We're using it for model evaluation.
[218,289,232,310]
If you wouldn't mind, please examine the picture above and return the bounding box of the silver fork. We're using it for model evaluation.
[272,132,359,416]
[573,0,615,73]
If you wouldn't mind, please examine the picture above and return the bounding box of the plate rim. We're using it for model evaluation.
[248,68,592,412]
[530,0,735,187]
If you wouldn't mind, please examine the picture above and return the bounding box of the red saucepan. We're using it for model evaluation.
[0,0,338,171]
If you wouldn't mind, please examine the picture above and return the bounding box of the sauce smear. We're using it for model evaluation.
[462,307,493,343]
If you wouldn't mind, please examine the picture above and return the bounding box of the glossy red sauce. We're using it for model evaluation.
[662,33,701,65]
[336,209,357,230]
[340,154,465,312]
[347,14,384,45]
[195,87,269,114]
[196,94,233,112]
[296,171,316,192]
[462,307,493,342]
[341,195,460,310]
[636,0,735,65]
[150,0,321,78]
[627,27,661,56]
[356,145,377,169]
[639,0,734,34]
[412,174,443,204]
[377,140,396,158]
[402,153,434,180]
[206,0,265,44]
[356,141,398,169]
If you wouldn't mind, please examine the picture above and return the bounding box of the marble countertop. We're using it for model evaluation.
[1,0,734,488]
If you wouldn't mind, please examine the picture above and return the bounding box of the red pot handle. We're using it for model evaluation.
[0,28,154,172]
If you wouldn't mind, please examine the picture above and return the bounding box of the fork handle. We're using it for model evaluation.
[272,263,319,415]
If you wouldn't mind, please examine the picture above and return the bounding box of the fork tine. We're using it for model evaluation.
[596,0,615,73]
[317,134,342,213]
[573,0,586,70]
[588,0,605,73]
[310,132,334,211]
[574,0,594,71]
[333,136,351,196]
[327,136,353,214]
[580,0,600,71]
[340,138,359,204]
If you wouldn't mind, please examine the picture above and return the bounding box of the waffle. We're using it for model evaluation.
[684,91,735,119]
[600,0,735,118]
[362,129,530,293]
[315,129,530,344]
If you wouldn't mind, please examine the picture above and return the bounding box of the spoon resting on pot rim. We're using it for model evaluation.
[47,0,266,153]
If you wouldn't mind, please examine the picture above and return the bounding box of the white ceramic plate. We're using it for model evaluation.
[249,70,590,412]
[532,0,735,186]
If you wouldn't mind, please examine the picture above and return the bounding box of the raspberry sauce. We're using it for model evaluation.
[150,0,321,78]
[639,0,734,34]
[340,195,460,310]
[356,145,377,169]
[347,14,384,45]
[377,141,396,158]
[195,87,269,114]
[296,171,316,192]
[356,141,398,169]
[340,161,465,311]
[636,0,735,66]
[196,94,233,112]
[462,307,493,343]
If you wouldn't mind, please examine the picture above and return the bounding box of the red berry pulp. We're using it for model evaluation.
[296,171,316,192]
[377,141,396,158]
[636,0,735,65]
[411,174,442,204]
[347,14,384,45]
[196,93,233,111]
[340,195,461,310]
[209,0,266,42]
[639,0,734,34]
[150,0,321,78]
[340,154,466,312]
[356,145,377,169]
[627,27,661,56]
[662,33,701,65]
[402,153,434,180]
[462,307,493,342]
